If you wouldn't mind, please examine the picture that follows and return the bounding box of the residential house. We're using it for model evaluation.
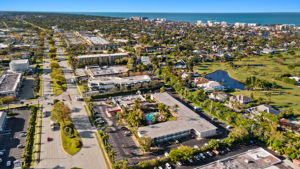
[230,95,253,104]
[246,104,281,116]
[197,81,225,92]
[209,92,229,102]
[279,118,300,135]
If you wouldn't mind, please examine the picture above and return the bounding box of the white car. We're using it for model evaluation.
[0,158,2,163]
[6,160,11,166]
[176,161,182,166]
[165,163,172,169]
[0,151,4,156]
[164,152,169,157]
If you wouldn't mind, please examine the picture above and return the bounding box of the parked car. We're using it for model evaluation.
[187,158,193,163]
[206,151,214,157]
[17,144,25,149]
[121,126,129,131]
[199,153,206,159]
[226,147,231,152]
[165,163,172,169]
[212,149,220,155]
[219,150,226,155]
[124,131,131,136]
[164,152,169,157]
[19,132,27,137]
[194,155,200,161]
[0,151,4,156]
[0,158,2,163]
[13,160,22,167]
[6,160,11,167]
[176,161,182,166]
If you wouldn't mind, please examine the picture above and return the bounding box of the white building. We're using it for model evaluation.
[0,111,6,132]
[246,104,281,116]
[0,73,22,96]
[88,75,151,91]
[197,81,225,92]
[9,59,29,72]
[289,76,300,85]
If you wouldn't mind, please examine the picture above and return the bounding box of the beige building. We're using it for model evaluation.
[77,53,129,65]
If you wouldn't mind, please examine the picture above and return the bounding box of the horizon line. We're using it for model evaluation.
[1,10,300,14]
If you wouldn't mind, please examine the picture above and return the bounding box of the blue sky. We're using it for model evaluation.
[1,0,300,12]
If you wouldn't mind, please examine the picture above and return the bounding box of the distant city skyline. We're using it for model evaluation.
[1,0,300,13]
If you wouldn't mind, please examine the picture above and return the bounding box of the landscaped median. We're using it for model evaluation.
[51,100,82,155]
[23,105,39,168]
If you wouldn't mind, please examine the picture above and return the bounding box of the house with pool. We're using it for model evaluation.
[138,92,217,144]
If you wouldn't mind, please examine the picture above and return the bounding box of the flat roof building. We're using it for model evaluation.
[77,53,129,65]
[0,73,22,96]
[0,111,6,132]
[86,66,128,78]
[196,147,282,169]
[246,104,281,116]
[88,75,151,91]
[138,92,217,143]
[9,59,29,72]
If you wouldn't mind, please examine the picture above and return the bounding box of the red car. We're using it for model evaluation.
[47,137,52,142]
[212,150,220,155]
[121,126,129,131]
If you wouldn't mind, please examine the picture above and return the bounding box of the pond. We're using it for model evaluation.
[205,70,245,90]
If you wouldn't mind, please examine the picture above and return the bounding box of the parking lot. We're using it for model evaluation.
[18,78,34,100]
[0,108,30,169]
[94,103,143,165]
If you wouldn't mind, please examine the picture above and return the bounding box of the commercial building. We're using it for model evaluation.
[0,73,22,96]
[75,31,116,51]
[88,75,151,91]
[85,66,128,78]
[0,111,6,132]
[196,147,282,169]
[77,53,129,65]
[138,92,217,144]
[9,59,29,72]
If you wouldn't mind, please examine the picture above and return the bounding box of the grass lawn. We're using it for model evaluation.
[196,51,300,113]
[60,121,82,155]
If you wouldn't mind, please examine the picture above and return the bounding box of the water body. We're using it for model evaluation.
[205,70,245,90]
[66,12,300,26]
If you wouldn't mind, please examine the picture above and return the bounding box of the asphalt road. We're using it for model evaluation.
[35,37,108,169]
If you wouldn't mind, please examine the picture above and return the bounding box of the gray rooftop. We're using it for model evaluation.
[10,59,29,64]
[77,53,129,59]
[138,92,217,139]
[0,73,22,94]
[196,147,282,169]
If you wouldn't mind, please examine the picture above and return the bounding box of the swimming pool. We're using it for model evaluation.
[146,112,158,123]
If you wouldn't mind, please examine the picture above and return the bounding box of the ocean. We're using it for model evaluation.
[66,12,300,26]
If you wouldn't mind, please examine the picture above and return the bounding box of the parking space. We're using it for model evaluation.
[0,108,30,169]
[94,103,144,165]
[165,144,261,169]
[18,78,34,100]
